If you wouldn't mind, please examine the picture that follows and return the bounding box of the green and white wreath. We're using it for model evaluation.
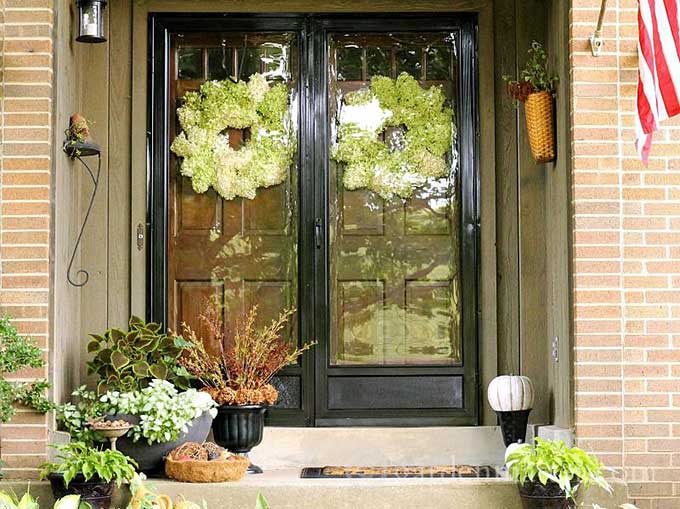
[171,73,295,201]
[332,72,454,200]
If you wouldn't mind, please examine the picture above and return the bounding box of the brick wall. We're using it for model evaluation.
[571,1,680,507]
[0,0,53,479]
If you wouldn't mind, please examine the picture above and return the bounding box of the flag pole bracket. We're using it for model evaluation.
[590,0,608,57]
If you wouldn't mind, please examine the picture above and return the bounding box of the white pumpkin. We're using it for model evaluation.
[487,375,534,412]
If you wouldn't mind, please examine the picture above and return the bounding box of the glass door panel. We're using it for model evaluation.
[168,31,302,410]
[328,32,461,368]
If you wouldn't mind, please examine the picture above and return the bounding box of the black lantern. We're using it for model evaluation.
[76,0,107,43]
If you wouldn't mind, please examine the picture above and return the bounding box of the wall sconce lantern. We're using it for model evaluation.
[76,0,107,43]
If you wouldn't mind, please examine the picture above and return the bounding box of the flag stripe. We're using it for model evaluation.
[636,0,680,162]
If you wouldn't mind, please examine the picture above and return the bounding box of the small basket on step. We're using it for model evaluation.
[524,90,556,164]
[164,442,249,483]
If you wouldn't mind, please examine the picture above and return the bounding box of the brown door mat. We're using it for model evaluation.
[300,465,499,479]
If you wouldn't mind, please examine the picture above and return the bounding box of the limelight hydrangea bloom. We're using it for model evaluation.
[171,73,295,201]
[100,379,217,445]
[332,72,454,200]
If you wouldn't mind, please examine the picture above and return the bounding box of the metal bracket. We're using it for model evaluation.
[590,0,608,57]
[551,336,560,363]
[136,223,145,251]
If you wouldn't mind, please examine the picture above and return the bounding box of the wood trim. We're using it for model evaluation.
[137,0,489,12]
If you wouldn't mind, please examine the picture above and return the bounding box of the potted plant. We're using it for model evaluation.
[503,41,558,164]
[180,301,315,473]
[57,381,216,473]
[40,442,137,509]
[56,316,215,473]
[506,438,612,509]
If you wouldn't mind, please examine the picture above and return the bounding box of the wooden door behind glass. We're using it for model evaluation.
[167,31,305,416]
[317,25,475,424]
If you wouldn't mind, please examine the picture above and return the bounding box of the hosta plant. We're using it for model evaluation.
[86,316,193,393]
[0,491,83,509]
[506,438,611,500]
[40,442,137,487]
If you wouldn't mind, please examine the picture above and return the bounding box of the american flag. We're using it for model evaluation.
[636,0,680,164]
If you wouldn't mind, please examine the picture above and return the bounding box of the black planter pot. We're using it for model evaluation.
[47,473,114,509]
[497,409,532,447]
[110,410,213,474]
[518,480,577,509]
[211,405,267,474]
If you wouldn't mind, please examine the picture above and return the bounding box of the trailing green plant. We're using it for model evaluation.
[332,72,453,200]
[99,379,217,445]
[40,442,137,488]
[506,438,612,500]
[86,316,194,393]
[56,386,109,445]
[503,41,558,104]
[0,316,53,423]
[57,381,216,446]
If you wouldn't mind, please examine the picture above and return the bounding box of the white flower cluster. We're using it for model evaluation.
[100,379,217,445]
[171,73,295,201]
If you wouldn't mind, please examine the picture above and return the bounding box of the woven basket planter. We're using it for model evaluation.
[165,455,250,483]
[524,90,556,163]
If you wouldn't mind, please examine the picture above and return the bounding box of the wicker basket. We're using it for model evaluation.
[524,90,556,163]
[165,455,249,483]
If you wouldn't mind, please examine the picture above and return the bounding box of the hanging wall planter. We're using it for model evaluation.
[524,90,556,163]
[504,41,558,164]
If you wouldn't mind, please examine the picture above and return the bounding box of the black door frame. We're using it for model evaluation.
[148,13,480,427]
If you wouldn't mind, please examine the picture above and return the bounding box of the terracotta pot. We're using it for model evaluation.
[211,405,267,474]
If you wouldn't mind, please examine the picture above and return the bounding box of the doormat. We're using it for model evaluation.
[300,465,498,479]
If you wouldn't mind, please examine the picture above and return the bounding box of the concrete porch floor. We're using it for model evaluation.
[0,472,629,509]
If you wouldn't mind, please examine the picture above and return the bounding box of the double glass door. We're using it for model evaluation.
[150,14,479,426]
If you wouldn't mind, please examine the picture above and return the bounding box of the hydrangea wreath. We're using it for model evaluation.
[332,72,454,200]
[171,73,295,201]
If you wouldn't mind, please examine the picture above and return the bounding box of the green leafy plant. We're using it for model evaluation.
[99,379,216,445]
[0,490,83,509]
[506,438,612,500]
[0,316,53,423]
[40,442,137,488]
[255,494,269,509]
[503,41,558,104]
[57,381,216,446]
[86,316,193,393]
[56,386,109,445]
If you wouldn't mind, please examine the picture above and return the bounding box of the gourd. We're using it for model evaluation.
[487,375,534,412]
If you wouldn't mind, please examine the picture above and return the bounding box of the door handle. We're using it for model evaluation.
[314,218,323,249]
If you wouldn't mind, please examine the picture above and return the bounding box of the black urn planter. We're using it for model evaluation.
[47,473,114,509]
[110,410,213,474]
[497,408,532,447]
[211,405,267,474]
[518,480,576,509]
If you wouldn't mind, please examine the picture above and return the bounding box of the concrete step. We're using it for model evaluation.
[1,474,628,509]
